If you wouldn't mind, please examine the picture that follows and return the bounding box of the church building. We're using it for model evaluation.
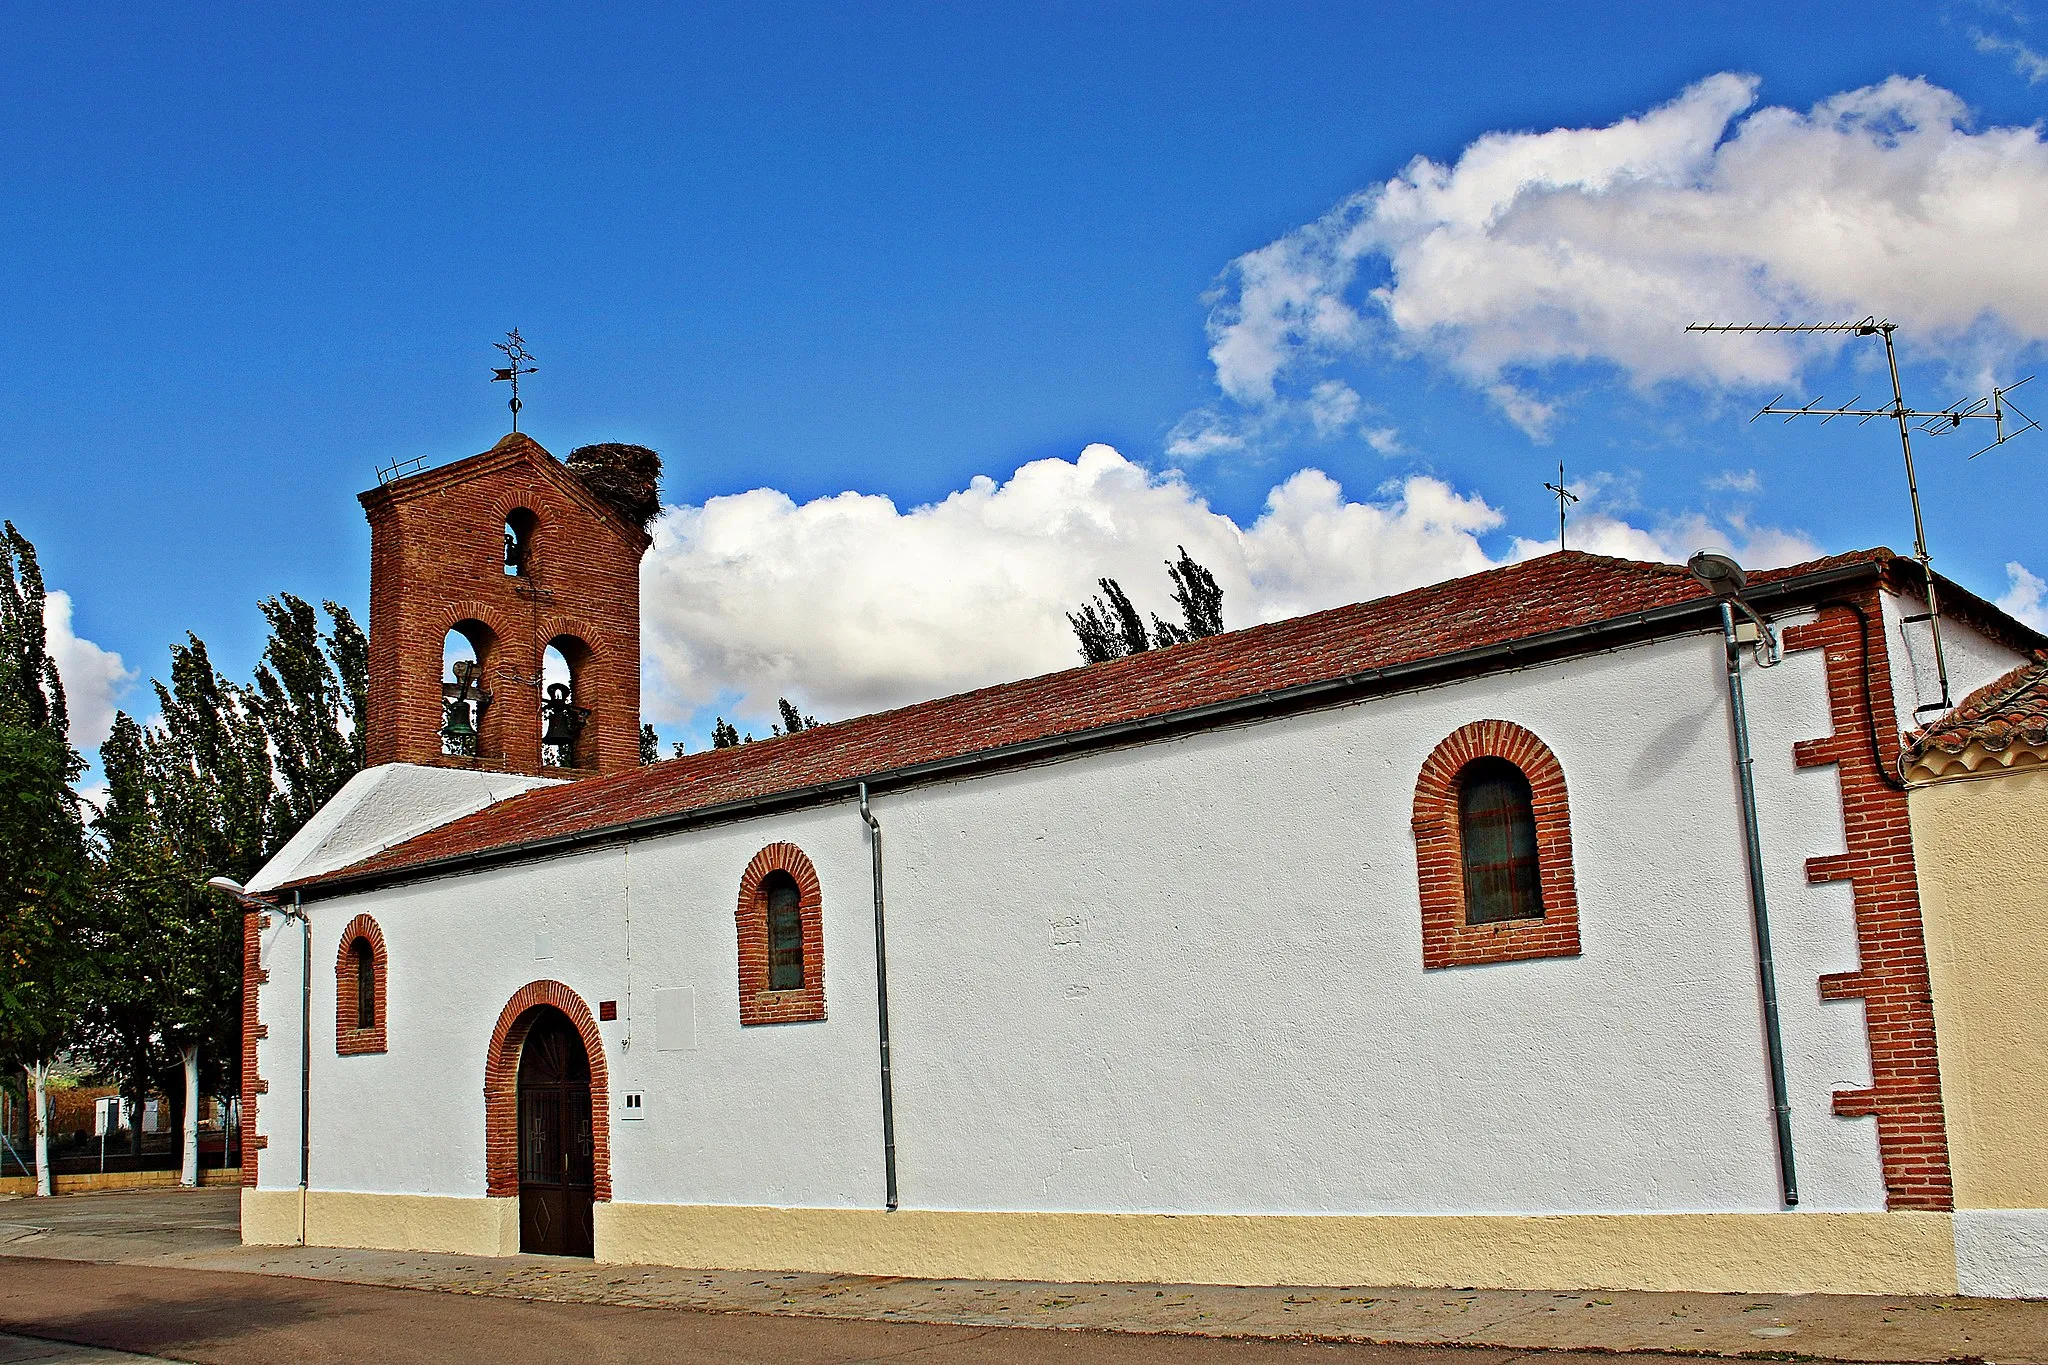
[236,432,2048,1297]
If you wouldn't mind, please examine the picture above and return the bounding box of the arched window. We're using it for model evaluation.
[1412,720,1581,970]
[736,844,826,1025]
[1457,758,1544,924]
[335,914,388,1054]
[764,871,804,990]
[354,938,377,1027]
[504,508,536,576]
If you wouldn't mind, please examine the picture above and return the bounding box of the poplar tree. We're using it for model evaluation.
[0,522,91,1194]
[1067,546,1228,663]
[249,595,366,839]
[773,698,818,735]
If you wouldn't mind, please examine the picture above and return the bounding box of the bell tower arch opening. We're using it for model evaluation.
[539,635,594,770]
[441,623,495,759]
[504,508,537,577]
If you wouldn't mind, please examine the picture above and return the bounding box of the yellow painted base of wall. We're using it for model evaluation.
[241,1193,1961,1294]
[241,1188,518,1256]
[594,1205,1955,1296]
[241,1188,304,1245]
[0,1168,241,1198]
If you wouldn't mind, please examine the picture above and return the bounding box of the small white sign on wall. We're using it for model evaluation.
[654,987,696,1051]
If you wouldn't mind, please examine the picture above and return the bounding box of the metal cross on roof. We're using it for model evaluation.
[1542,460,1579,552]
[492,329,538,433]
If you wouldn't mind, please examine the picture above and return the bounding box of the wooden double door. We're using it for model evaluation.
[517,1008,595,1257]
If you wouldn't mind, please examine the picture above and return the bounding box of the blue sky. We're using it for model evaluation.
[5,3,2045,756]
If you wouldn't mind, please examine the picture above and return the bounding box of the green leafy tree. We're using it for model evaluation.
[639,723,660,764]
[78,713,182,1160]
[0,522,92,1193]
[710,718,743,749]
[1067,547,1227,663]
[81,631,278,1165]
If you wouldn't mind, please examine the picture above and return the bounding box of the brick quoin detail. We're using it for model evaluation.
[483,982,611,1201]
[1784,593,1953,1210]
[360,434,649,778]
[736,843,827,1025]
[1413,720,1582,970]
[239,911,269,1187]
[333,914,388,1056]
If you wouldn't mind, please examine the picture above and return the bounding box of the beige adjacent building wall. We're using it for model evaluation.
[1911,763,2048,1210]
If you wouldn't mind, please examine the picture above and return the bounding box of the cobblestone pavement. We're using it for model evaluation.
[2,1189,2043,1363]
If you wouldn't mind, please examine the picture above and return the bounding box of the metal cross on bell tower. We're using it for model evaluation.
[492,329,538,432]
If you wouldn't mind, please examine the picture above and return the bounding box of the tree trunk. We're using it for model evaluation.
[179,1044,200,1187]
[29,1061,51,1198]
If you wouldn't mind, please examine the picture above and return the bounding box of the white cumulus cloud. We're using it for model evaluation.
[43,589,134,752]
[1997,560,2048,631]
[1198,73,2048,438]
[641,445,1505,725]
[640,445,1822,731]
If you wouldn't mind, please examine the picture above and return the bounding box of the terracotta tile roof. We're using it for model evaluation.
[292,547,1911,893]
[1907,659,2048,759]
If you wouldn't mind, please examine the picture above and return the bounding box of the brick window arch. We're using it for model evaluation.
[483,981,611,1201]
[1413,720,1582,970]
[335,914,388,1055]
[737,842,826,1025]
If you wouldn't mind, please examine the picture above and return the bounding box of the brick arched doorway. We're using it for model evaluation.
[483,982,610,1255]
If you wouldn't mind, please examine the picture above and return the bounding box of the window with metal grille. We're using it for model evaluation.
[765,872,804,990]
[1458,757,1544,924]
[353,939,377,1028]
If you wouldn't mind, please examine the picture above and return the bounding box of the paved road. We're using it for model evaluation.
[0,1257,1659,1365]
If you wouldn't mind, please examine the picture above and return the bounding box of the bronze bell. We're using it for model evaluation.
[541,682,589,747]
[441,698,477,743]
[441,659,489,746]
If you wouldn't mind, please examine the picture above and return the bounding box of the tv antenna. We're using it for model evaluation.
[1542,460,1579,552]
[492,329,538,432]
[1686,317,2040,716]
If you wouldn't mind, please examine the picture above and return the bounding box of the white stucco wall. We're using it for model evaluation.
[1883,593,2020,729]
[251,605,2028,1220]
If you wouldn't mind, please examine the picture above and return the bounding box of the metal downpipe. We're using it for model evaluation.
[1719,602,1799,1207]
[858,783,900,1211]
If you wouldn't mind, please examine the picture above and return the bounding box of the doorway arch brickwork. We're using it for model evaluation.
[483,981,611,1201]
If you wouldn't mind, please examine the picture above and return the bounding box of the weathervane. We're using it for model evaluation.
[492,329,538,432]
[1687,316,2041,715]
[1542,460,1579,552]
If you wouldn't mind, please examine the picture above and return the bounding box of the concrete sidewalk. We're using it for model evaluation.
[3,1190,2044,1362]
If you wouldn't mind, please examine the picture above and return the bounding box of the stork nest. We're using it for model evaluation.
[566,443,663,532]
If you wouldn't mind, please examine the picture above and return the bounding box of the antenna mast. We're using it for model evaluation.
[1686,317,2040,716]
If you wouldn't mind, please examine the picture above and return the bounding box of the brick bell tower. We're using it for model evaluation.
[359,433,656,778]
